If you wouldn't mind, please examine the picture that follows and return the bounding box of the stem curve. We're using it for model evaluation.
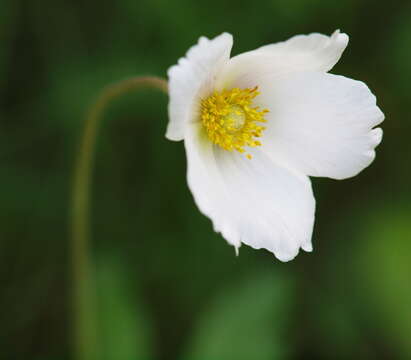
[70,76,168,360]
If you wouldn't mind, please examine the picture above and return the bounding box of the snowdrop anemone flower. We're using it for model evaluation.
[166,31,384,261]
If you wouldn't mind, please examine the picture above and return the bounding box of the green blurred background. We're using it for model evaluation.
[1,0,410,359]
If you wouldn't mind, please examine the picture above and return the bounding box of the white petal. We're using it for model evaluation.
[166,33,233,141]
[216,30,348,89]
[255,72,384,179]
[185,124,315,261]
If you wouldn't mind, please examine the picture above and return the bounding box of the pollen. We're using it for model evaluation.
[200,87,269,158]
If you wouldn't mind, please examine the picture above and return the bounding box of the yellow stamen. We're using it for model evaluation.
[200,87,269,158]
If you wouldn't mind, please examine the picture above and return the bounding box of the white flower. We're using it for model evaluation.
[166,31,384,261]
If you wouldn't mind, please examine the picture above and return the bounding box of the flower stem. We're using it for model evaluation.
[70,76,168,360]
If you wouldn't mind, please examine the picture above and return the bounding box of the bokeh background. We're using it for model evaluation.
[1,0,410,359]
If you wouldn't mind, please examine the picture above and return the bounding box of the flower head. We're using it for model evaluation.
[166,31,384,261]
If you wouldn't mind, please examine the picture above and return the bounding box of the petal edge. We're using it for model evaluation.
[166,33,233,141]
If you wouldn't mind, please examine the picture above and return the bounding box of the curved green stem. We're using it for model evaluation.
[71,76,168,360]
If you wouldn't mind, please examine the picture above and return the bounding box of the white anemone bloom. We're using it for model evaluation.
[166,31,384,261]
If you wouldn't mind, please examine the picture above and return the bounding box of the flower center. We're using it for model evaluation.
[200,87,268,159]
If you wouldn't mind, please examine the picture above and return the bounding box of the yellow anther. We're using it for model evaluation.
[200,87,268,157]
